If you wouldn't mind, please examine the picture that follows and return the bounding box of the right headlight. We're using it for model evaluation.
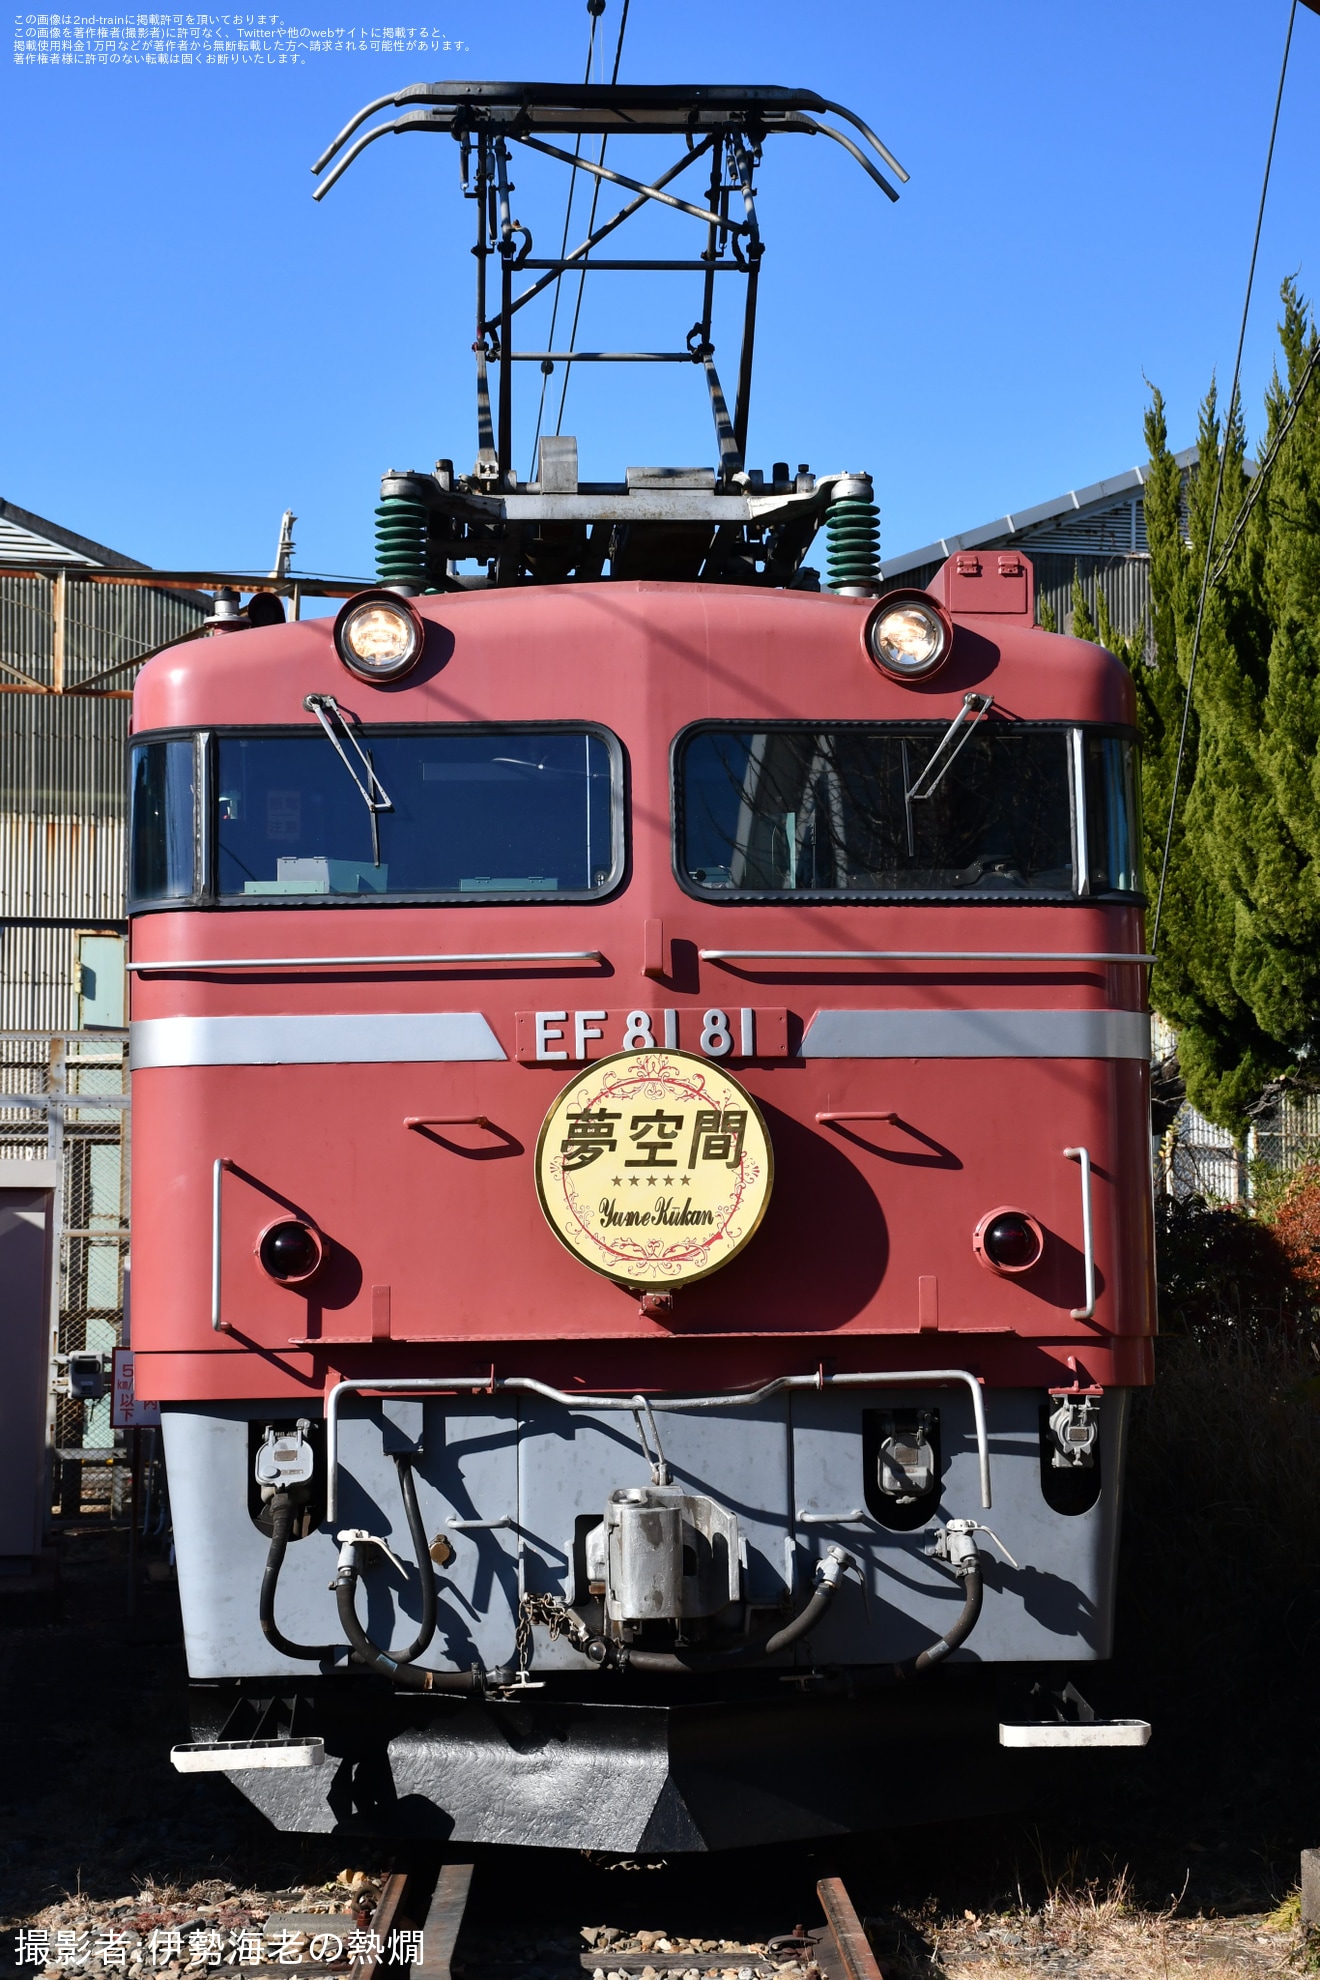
[334,589,424,682]
[864,591,952,681]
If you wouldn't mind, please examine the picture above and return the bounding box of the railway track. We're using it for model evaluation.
[354,1862,885,1980]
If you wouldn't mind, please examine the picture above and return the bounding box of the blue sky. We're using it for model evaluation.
[3,0,1318,580]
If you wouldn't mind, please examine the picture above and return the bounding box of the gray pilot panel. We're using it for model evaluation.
[162,1387,1128,1679]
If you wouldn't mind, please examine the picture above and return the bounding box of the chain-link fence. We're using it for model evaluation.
[0,1030,129,1514]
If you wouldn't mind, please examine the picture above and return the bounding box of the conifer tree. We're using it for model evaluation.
[1070,563,1144,666]
[1138,280,1320,1132]
[1095,580,1144,672]
[1070,565,1099,644]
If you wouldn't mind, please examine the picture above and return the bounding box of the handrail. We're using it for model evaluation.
[129,951,603,973]
[322,1367,991,1523]
[211,1156,233,1333]
[700,950,1155,964]
[816,1111,897,1124]
[405,1115,491,1130]
[1063,1146,1096,1320]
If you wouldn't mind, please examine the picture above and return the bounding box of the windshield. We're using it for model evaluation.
[127,726,620,908]
[213,727,617,899]
[678,725,1141,898]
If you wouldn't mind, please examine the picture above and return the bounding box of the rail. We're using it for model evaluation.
[321,1859,880,1980]
[322,1367,991,1523]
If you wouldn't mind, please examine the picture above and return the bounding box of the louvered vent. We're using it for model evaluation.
[0,516,99,567]
[1017,497,1147,558]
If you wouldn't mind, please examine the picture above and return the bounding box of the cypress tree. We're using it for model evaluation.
[1070,564,1099,644]
[1251,282,1320,1052]
[1139,281,1320,1132]
[1095,579,1144,672]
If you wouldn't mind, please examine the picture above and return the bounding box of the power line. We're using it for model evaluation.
[1206,334,1320,590]
[1150,0,1298,958]
[554,0,632,438]
[526,2,602,480]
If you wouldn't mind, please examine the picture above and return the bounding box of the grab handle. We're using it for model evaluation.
[212,1157,234,1333]
[1063,1146,1095,1320]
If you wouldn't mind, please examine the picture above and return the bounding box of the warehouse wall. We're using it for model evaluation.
[0,574,204,1032]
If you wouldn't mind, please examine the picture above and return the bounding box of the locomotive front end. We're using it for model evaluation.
[131,544,1154,1849]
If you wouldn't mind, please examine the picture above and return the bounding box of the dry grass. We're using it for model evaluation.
[932,1869,1297,1980]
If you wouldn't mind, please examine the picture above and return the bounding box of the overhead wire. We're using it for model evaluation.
[1150,0,1298,957]
[526,2,602,481]
[554,0,632,437]
[1206,335,1320,591]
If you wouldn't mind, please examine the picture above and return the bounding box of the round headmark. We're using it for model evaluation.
[534,1050,773,1287]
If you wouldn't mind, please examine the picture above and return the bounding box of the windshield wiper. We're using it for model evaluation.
[303,692,394,867]
[906,693,994,803]
[902,693,993,859]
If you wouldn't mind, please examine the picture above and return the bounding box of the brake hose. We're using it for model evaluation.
[389,1454,438,1664]
[622,1548,852,1674]
[896,1557,983,1676]
[259,1490,340,1661]
[334,1532,483,1693]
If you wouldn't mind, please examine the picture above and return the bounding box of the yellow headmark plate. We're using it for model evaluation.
[534,1050,773,1286]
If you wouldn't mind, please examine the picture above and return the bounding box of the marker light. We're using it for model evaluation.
[973,1208,1044,1276]
[257,1219,325,1286]
[334,589,424,682]
[864,591,952,680]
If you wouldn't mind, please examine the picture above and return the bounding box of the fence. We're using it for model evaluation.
[0,1030,129,1513]
[1158,1103,1247,1204]
[1158,1086,1320,1207]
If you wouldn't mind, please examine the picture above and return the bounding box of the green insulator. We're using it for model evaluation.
[374,497,429,587]
[824,496,880,591]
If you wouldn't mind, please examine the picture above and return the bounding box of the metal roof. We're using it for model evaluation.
[880,446,1200,581]
[0,498,148,571]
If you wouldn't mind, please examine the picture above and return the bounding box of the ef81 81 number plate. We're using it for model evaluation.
[515,1007,787,1063]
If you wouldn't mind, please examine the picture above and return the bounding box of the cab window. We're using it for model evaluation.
[676,724,1141,899]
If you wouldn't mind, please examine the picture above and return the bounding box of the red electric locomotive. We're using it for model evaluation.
[132,84,1153,1849]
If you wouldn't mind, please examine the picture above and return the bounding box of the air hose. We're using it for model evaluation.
[389,1454,438,1664]
[895,1559,983,1678]
[334,1520,483,1695]
[621,1547,853,1674]
[259,1490,340,1662]
[891,1519,998,1678]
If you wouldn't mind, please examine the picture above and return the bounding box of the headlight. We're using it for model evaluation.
[334,589,424,682]
[864,591,952,680]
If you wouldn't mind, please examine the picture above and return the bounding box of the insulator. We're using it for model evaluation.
[374,497,430,588]
[824,496,880,592]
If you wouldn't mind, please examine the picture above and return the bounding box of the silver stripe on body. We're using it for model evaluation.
[800,1009,1150,1060]
[131,1012,507,1069]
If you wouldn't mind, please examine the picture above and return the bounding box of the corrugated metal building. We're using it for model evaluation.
[879,446,1201,643]
[1,500,206,1512]
[1,498,207,1033]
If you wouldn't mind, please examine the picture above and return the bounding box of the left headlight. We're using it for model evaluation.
[864,591,952,681]
[334,589,424,682]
